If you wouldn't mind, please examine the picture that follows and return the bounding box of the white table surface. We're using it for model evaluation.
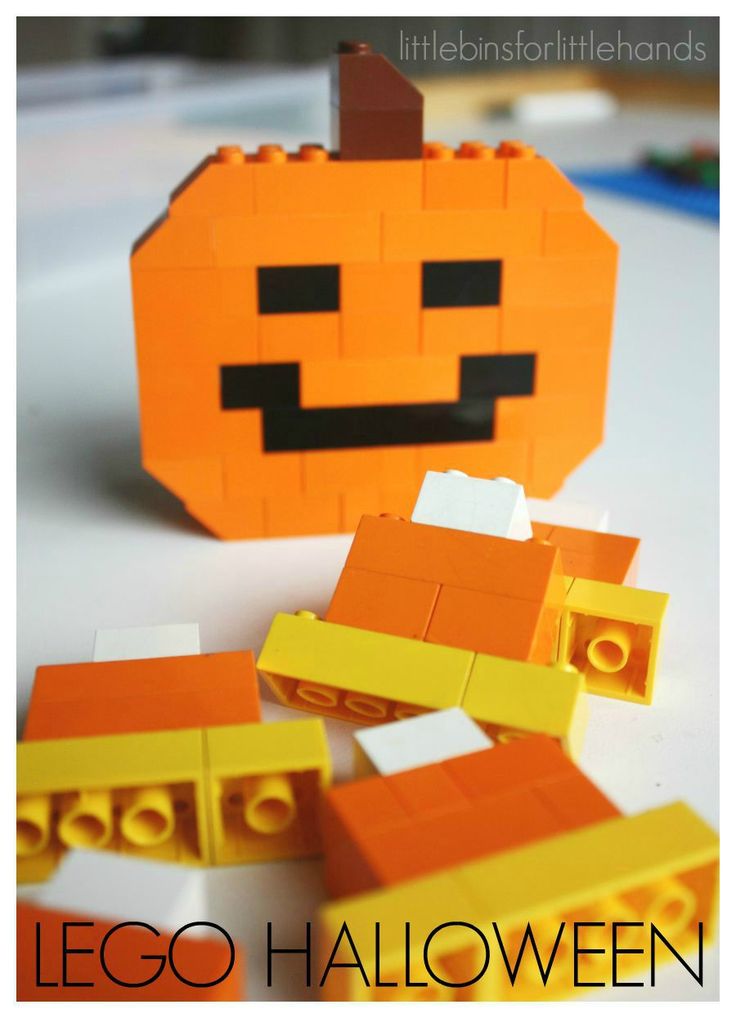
[17,64,719,1001]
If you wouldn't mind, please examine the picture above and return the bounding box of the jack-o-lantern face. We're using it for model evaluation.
[131,43,617,539]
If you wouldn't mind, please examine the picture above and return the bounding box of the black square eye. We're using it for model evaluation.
[257,265,340,314]
[422,260,501,309]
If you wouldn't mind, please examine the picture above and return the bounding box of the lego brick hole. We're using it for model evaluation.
[565,613,652,701]
[265,672,421,726]
[215,769,321,863]
[19,782,204,866]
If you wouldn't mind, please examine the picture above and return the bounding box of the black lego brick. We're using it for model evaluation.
[257,265,340,315]
[262,399,495,451]
[422,260,502,308]
[220,363,300,410]
[460,354,536,398]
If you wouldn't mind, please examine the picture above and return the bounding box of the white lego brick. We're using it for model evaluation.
[93,623,201,662]
[527,498,610,533]
[411,470,532,540]
[353,707,492,777]
[18,850,209,933]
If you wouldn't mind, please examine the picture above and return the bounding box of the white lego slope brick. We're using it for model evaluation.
[354,708,492,777]
[411,470,532,540]
[93,623,201,662]
[17,850,209,933]
[527,498,610,532]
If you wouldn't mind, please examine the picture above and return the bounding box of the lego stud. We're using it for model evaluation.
[458,140,494,160]
[216,145,245,165]
[444,469,467,477]
[16,794,51,857]
[423,141,454,161]
[57,790,113,849]
[299,144,328,163]
[120,787,175,847]
[586,620,636,673]
[242,774,296,835]
[296,681,338,708]
[344,692,388,720]
[623,878,697,938]
[256,144,287,164]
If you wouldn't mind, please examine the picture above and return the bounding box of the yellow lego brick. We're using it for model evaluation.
[556,578,669,704]
[318,802,718,1001]
[461,654,588,761]
[17,729,209,884]
[257,612,474,724]
[17,719,334,883]
[204,719,331,865]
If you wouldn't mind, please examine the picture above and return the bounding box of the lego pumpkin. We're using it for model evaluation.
[131,42,617,539]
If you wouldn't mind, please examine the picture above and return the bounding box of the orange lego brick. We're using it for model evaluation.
[545,525,640,585]
[421,307,501,356]
[224,451,303,499]
[17,902,245,1001]
[23,652,261,741]
[534,345,610,398]
[258,312,340,363]
[425,585,558,664]
[169,153,255,218]
[382,208,543,261]
[501,304,615,354]
[341,262,421,358]
[131,267,224,325]
[505,156,584,210]
[495,392,606,440]
[322,737,620,898]
[303,446,419,497]
[326,567,440,640]
[132,217,215,270]
[423,144,506,209]
[344,515,565,604]
[186,498,266,540]
[145,458,224,503]
[264,492,342,536]
[543,209,618,256]
[253,155,423,214]
[300,355,459,409]
[502,253,618,307]
[213,212,381,267]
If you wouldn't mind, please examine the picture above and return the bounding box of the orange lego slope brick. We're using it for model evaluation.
[23,652,261,741]
[321,736,620,898]
[17,902,245,1001]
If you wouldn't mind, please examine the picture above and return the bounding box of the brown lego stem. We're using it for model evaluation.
[331,40,423,160]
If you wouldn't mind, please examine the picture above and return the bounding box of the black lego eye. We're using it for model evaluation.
[422,260,502,309]
[257,265,340,314]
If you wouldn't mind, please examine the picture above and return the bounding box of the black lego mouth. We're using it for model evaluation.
[220,353,536,453]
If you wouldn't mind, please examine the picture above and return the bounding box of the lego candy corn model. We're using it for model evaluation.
[130,42,617,539]
[258,471,670,752]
